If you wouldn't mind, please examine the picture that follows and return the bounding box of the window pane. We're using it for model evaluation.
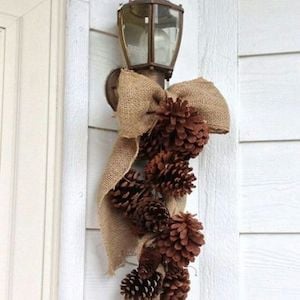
[120,4,150,65]
[154,5,179,66]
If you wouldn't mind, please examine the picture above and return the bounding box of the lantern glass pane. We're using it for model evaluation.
[120,4,150,65]
[154,5,180,66]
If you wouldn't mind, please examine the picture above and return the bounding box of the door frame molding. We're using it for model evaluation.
[43,0,66,298]
[0,0,66,299]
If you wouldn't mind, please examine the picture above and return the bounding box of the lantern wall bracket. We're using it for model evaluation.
[105,68,121,111]
[106,67,166,111]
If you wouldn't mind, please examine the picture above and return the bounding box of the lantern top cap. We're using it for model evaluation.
[120,0,184,12]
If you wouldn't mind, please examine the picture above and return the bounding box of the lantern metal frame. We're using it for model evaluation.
[106,0,184,111]
[118,0,184,81]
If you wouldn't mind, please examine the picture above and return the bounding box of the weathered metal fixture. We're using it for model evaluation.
[106,0,184,110]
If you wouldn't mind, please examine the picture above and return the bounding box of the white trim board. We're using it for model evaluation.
[197,0,239,299]
[58,0,90,299]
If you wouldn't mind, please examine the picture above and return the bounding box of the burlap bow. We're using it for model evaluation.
[98,69,230,274]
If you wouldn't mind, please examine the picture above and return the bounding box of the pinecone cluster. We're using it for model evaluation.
[120,269,162,299]
[155,212,205,268]
[162,263,190,300]
[114,98,209,299]
[109,170,170,234]
[139,97,209,160]
[145,151,196,197]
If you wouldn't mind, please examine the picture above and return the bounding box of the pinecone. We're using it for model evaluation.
[109,170,149,211]
[138,126,164,160]
[162,263,190,300]
[144,151,196,197]
[120,269,162,299]
[132,195,170,234]
[155,212,205,268]
[138,247,162,279]
[156,97,209,159]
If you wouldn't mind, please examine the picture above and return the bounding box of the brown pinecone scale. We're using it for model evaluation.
[120,269,162,299]
[162,263,190,300]
[138,126,164,160]
[109,170,149,212]
[138,247,162,279]
[131,195,170,234]
[156,98,209,159]
[145,151,196,197]
[155,212,205,268]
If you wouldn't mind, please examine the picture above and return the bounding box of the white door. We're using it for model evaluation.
[0,1,64,299]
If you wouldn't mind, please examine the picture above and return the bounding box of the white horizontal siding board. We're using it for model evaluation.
[239,141,300,233]
[86,128,117,229]
[239,0,300,55]
[240,234,300,300]
[89,31,122,130]
[239,54,300,141]
[90,0,120,34]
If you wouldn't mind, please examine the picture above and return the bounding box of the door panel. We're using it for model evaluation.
[0,14,20,300]
[0,0,64,299]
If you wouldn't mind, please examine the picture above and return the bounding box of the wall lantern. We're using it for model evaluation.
[106,0,184,110]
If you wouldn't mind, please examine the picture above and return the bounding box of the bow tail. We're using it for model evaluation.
[98,137,140,274]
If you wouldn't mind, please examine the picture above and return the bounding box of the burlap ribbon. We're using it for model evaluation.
[98,69,230,274]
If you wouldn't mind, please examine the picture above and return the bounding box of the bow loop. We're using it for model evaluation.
[117,70,166,138]
[168,78,230,133]
[117,69,230,137]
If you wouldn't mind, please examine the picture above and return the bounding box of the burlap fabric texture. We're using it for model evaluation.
[98,69,230,274]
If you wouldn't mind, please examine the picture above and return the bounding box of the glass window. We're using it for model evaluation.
[120,4,150,65]
[153,5,179,66]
